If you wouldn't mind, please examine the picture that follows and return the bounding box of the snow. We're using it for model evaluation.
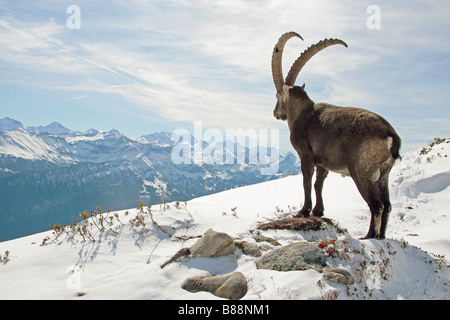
[0,140,449,300]
[65,132,105,143]
[143,176,168,197]
[0,129,62,161]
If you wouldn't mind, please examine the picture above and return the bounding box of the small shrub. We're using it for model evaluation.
[45,203,197,244]
[41,236,51,246]
[420,137,449,156]
[129,215,148,230]
[318,238,336,248]
[316,280,340,300]
[46,205,121,243]
[0,250,10,264]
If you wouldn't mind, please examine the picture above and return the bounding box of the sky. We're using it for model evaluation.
[0,0,449,152]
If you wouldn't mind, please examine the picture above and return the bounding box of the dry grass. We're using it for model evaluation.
[160,247,191,269]
[257,217,346,233]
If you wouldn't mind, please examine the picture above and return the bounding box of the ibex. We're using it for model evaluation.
[272,32,401,239]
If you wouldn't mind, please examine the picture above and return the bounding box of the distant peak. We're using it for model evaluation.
[0,117,24,131]
[36,122,71,133]
[141,131,177,145]
[108,128,121,134]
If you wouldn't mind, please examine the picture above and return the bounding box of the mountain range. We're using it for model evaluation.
[0,117,300,241]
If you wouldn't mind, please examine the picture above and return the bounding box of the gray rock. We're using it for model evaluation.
[182,271,248,300]
[255,241,327,272]
[189,228,236,258]
[323,266,354,285]
[234,240,262,257]
[252,235,281,246]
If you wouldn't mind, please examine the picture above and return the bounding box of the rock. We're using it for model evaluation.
[181,271,248,300]
[252,235,281,246]
[189,228,235,258]
[234,240,262,257]
[323,266,354,285]
[255,241,327,272]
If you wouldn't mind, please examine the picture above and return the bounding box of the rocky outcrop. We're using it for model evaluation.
[323,266,354,285]
[234,240,262,257]
[181,271,248,300]
[255,241,327,272]
[160,228,236,269]
[252,235,281,246]
[189,228,236,258]
[167,224,355,300]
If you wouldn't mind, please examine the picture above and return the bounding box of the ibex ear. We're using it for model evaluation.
[301,83,305,89]
[283,84,293,93]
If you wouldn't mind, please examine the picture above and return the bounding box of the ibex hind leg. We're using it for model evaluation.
[350,170,385,239]
[364,202,384,240]
[377,169,392,239]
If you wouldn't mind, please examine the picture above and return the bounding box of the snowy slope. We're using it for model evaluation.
[0,129,68,162]
[0,140,448,300]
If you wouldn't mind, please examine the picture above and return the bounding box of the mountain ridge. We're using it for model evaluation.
[0,117,300,241]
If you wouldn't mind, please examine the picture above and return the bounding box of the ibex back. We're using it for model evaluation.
[272,32,401,239]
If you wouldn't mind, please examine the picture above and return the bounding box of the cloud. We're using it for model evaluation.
[70,95,87,101]
[0,0,449,149]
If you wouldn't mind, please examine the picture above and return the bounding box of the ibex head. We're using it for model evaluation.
[271,32,347,120]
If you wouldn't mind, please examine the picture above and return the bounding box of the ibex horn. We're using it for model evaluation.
[285,38,347,87]
[271,32,303,93]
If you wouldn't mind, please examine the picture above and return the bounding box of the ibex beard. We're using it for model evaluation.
[271,32,401,239]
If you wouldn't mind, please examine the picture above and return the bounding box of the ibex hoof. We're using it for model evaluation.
[359,234,385,240]
[312,210,324,217]
[294,209,310,218]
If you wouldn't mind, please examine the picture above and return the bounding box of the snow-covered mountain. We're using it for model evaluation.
[0,139,448,300]
[0,117,24,131]
[0,118,300,241]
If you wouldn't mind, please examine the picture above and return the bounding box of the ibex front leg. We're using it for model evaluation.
[295,161,314,218]
[312,167,329,217]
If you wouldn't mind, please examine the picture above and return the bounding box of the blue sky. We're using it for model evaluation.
[0,0,449,152]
